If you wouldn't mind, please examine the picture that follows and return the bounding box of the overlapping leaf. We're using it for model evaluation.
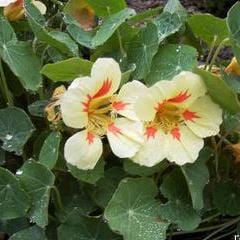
[17,161,55,227]
[105,178,169,240]
[0,107,35,155]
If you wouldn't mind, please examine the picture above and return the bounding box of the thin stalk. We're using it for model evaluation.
[201,213,221,224]
[51,186,64,211]
[208,38,229,71]
[211,229,236,240]
[117,28,126,58]
[202,217,240,240]
[211,136,220,181]
[204,35,218,70]
[0,59,13,106]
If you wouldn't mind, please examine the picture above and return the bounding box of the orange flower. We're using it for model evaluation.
[225,57,240,76]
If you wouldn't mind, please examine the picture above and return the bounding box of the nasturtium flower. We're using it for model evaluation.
[132,71,222,166]
[3,0,46,21]
[60,58,144,170]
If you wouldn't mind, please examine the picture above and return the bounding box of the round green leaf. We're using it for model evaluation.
[67,160,104,184]
[39,131,61,169]
[58,209,121,240]
[0,107,35,155]
[159,169,201,231]
[9,226,46,240]
[188,14,229,46]
[0,167,30,220]
[41,58,93,82]
[195,68,240,114]
[146,44,197,85]
[212,180,240,216]
[105,178,169,240]
[17,161,55,227]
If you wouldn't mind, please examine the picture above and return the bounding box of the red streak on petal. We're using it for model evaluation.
[171,128,181,141]
[81,79,112,112]
[144,127,157,139]
[155,101,165,112]
[168,90,191,103]
[86,132,94,145]
[183,110,200,122]
[112,101,129,111]
[108,123,122,136]
[93,79,112,99]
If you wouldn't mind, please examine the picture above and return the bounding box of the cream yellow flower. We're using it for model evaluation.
[132,71,223,166]
[60,58,144,170]
[225,57,240,76]
[3,0,46,21]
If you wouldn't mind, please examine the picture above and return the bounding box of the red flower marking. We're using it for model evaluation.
[86,132,94,144]
[82,79,112,112]
[144,127,157,139]
[108,123,122,136]
[168,90,191,103]
[112,101,129,111]
[183,110,200,122]
[171,128,181,141]
[155,101,165,112]
[82,94,92,112]
[93,79,112,99]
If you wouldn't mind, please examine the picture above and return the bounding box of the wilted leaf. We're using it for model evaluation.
[41,58,93,82]
[146,44,197,85]
[0,167,30,220]
[18,161,55,227]
[0,107,35,155]
[105,178,169,240]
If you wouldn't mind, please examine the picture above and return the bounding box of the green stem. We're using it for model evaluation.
[208,38,229,71]
[117,28,126,58]
[201,213,221,224]
[51,186,64,211]
[211,229,236,240]
[204,35,218,70]
[202,217,240,240]
[211,136,220,181]
[0,59,13,106]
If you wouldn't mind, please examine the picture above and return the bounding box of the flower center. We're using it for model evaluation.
[149,102,183,133]
[86,96,114,136]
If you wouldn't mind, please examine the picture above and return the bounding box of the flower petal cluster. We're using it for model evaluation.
[60,58,144,170]
[132,71,222,166]
[60,58,223,170]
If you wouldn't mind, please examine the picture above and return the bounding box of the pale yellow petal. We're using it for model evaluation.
[166,125,204,165]
[64,130,103,170]
[113,80,147,120]
[32,0,46,14]
[91,58,121,98]
[60,88,89,129]
[0,0,16,7]
[171,71,207,107]
[107,118,144,158]
[183,96,222,138]
[132,128,168,167]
